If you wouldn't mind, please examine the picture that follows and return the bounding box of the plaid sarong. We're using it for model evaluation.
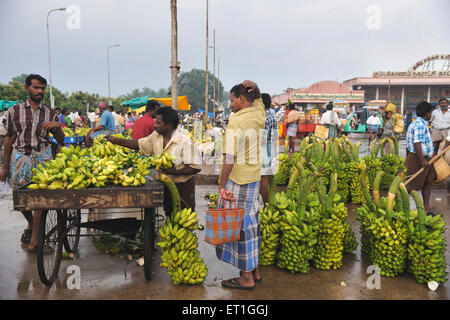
[9,145,53,190]
[215,179,262,272]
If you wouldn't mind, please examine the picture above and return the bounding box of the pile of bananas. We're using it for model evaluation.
[75,127,90,136]
[407,191,448,285]
[357,204,377,255]
[312,203,346,270]
[63,127,75,137]
[346,160,367,204]
[28,136,152,189]
[91,234,142,258]
[29,145,89,190]
[363,155,382,189]
[152,151,175,171]
[157,208,208,285]
[380,154,406,190]
[276,209,319,273]
[259,192,288,266]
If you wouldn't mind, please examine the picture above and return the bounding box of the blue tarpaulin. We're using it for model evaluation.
[197,109,214,118]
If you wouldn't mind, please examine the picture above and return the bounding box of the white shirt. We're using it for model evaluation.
[320,110,342,126]
[87,111,96,122]
[112,111,119,127]
[431,108,450,130]
[367,115,381,126]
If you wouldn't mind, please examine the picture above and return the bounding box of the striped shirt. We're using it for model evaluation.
[6,100,59,155]
[406,116,434,158]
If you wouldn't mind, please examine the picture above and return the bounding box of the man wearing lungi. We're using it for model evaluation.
[0,74,64,252]
[218,80,266,290]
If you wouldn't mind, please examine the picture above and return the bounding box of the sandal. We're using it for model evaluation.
[240,270,262,283]
[221,278,255,291]
[21,229,32,244]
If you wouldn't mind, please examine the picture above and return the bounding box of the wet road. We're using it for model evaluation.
[0,182,449,300]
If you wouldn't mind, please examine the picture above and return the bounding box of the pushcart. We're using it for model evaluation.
[13,178,164,286]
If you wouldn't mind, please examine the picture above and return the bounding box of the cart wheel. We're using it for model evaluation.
[37,210,63,286]
[63,209,81,253]
[143,208,155,280]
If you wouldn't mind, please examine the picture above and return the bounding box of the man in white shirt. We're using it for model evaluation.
[110,106,119,133]
[366,112,382,145]
[430,98,450,156]
[87,110,97,128]
[320,103,342,139]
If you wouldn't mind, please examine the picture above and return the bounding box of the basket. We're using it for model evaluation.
[433,156,450,184]
[314,125,328,140]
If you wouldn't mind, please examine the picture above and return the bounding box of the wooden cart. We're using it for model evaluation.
[13,179,164,286]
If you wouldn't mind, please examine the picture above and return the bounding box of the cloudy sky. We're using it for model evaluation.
[1,0,449,98]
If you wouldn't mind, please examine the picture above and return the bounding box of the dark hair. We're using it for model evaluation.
[127,112,131,116]
[146,100,159,113]
[77,110,83,116]
[55,107,61,111]
[25,74,47,86]
[62,108,68,115]
[439,98,448,104]
[108,105,114,111]
[416,101,433,117]
[326,103,334,111]
[155,107,179,129]
[261,93,271,109]
[230,84,256,103]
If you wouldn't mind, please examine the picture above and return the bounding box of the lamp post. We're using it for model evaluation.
[107,44,120,106]
[46,7,66,109]
[209,44,220,117]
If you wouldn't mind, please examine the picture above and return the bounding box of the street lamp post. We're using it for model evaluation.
[209,45,220,113]
[107,44,120,106]
[46,7,66,109]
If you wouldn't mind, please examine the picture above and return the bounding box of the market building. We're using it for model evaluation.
[343,54,450,114]
[272,54,450,114]
[272,80,365,111]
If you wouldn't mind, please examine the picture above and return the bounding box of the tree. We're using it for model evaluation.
[171,68,225,113]
[10,73,29,85]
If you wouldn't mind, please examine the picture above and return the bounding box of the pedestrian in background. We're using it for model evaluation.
[366,112,382,146]
[285,103,299,153]
[405,101,437,215]
[132,100,158,140]
[320,102,342,139]
[430,98,450,156]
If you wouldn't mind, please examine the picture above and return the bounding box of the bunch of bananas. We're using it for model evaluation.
[346,160,367,204]
[357,204,377,255]
[259,192,289,266]
[157,208,208,285]
[366,211,408,277]
[363,155,382,189]
[274,153,292,186]
[343,219,358,253]
[407,191,448,285]
[28,145,89,190]
[276,209,319,273]
[75,127,90,136]
[380,154,406,190]
[312,203,346,270]
[91,234,127,255]
[204,192,218,209]
[63,127,75,137]
[152,151,175,171]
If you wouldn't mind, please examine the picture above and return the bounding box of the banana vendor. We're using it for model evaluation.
[0,74,65,252]
[105,106,202,214]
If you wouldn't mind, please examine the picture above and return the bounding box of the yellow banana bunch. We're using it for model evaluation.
[157,209,207,285]
[152,151,176,171]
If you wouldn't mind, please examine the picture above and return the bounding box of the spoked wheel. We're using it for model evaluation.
[63,209,81,253]
[143,208,155,280]
[37,210,63,286]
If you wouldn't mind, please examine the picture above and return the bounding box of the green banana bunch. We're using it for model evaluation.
[157,208,207,285]
[259,204,283,266]
[91,234,126,254]
[276,208,319,273]
[343,219,358,254]
[274,153,293,186]
[312,203,346,270]
[407,191,448,285]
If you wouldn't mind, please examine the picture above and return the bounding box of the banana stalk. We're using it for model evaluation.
[386,176,402,225]
[154,173,181,220]
[373,171,384,211]
[360,167,377,213]
[411,190,426,233]
[398,183,410,219]
[287,167,299,199]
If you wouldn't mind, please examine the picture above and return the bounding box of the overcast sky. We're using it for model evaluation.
[1,0,449,99]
